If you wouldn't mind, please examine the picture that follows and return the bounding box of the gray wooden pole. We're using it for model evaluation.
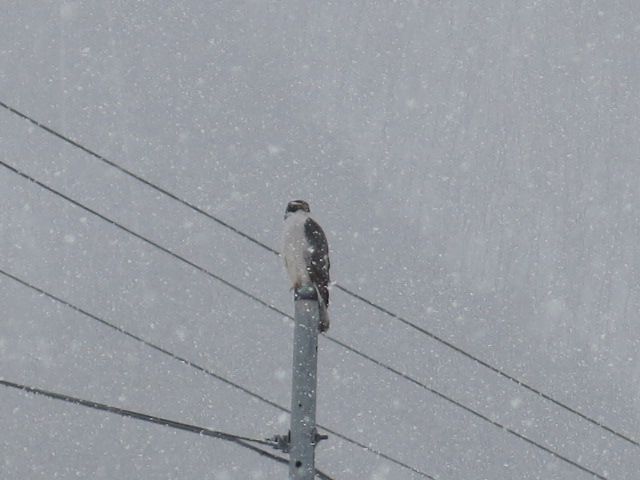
[289,284,320,480]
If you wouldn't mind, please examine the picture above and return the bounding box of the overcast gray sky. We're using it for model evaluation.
[2,2,639,479]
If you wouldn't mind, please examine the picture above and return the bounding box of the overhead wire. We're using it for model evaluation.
[0,167,609,479]
[0,100,278,255]
[0,267,435,480]
[0,379,335,480]
[0,100,635,450]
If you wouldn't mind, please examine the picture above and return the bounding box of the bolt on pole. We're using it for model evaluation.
[289,284,322,480]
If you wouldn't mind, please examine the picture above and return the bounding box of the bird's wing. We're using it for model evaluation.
[304,217,330,306]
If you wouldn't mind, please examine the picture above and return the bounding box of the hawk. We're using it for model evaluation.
[282,200,331,332]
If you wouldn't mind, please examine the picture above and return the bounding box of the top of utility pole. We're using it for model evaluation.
[269,285,326,479]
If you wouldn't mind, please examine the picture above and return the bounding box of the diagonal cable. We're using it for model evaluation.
[0,379,335,480]
[0,100,277,255]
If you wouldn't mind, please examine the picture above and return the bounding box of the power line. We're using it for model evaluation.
[327,338,608,480]
[0,251,608,478]
[0,378,274,449]
[0,267,284,415]
[0,100,634,450]
[0,159,284,320]
[0,267,435,480]
[0,100,278,256]
[0,379,335,480]
[333,285,639,452]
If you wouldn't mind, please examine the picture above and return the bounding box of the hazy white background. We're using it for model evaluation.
[1,2,639,479]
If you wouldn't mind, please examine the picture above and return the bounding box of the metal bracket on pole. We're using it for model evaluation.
[312,429,329,446]
[270,430,327,454]
[268,431,290,453]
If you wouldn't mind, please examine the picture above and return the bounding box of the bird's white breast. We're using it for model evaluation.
[282,212,311,287]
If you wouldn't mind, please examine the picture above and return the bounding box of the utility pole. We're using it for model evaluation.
[290,285,320,480]
[270,284,327,479]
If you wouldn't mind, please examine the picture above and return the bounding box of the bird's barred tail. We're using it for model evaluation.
[315,285,330,332]
[317,285,329,309]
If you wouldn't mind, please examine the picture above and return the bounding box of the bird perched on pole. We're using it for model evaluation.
[282,200,331,332]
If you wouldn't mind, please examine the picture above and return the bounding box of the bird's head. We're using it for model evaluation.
[285,200,310,219]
